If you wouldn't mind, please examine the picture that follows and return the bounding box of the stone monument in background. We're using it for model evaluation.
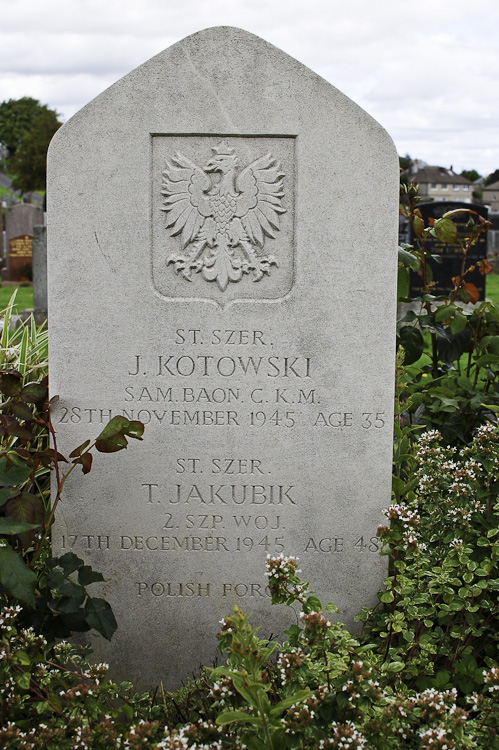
[32,225,48,324]
[48,27,399,688]
[5,203,43,282]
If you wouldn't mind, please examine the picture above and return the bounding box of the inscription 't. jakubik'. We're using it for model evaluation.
[161,141,286,291]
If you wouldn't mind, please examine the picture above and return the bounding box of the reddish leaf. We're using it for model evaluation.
[10,403,34,422]
[69,440,91,458]
[5,492,44,550]
[477,259,493,276]
[0,373,22,397]
[412,215,424,237]
[42,448,68,463]
[462,282,480,304]
[0,416,34,440]
[73,452,93,475]
[21,382,48,404]
[95,416,144,453]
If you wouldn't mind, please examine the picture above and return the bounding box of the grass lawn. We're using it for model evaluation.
[486,270,499,302]
[0,285,34,314]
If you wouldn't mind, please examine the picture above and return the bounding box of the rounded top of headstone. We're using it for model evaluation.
[49,25,395,153]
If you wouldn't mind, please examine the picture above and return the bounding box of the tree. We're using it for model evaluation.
[0,97,62,193]
[461,169,481,182]
[399,153,413,171]
[485,169,499,186]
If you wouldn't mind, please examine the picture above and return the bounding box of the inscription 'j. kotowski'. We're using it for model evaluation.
[162,141,286,291]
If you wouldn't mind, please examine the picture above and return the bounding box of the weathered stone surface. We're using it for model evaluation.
[48,27,399,689]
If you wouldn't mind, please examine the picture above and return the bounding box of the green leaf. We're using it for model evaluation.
[435,304,456,323]
[270,690,312,718]
[0,458,31,487]
[14,650,31,666]
[475,354,499,367]
[0,488,11,508]
[0,292,17,353]
[397,326,424,365]
[216,710,255,725]
[78,565,105,586]
[434,670,451,688]
[17,327,28,376]
[384,661,405,673]
[15,671,31,690]
[95,416,144,453]
[57,586,86,613]
[0,517,41,534]
[0,544,36,605]
[380,591,394,603]
[397,266,409,300]
[432,217,459,244]
[451,312,469,334]
[55,552,84,575]
[84,597,117,640]
[398,246,420,271]
[304,595,322,613]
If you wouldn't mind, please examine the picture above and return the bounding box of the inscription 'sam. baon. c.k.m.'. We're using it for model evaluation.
[162,141,286,291]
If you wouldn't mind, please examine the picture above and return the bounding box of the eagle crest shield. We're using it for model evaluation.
[160,141,287,292]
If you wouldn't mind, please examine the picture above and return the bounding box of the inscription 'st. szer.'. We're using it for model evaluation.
[161,140,286,291]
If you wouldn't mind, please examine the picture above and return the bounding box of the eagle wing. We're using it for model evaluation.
[161,153,212,249]
[234,153,286,248]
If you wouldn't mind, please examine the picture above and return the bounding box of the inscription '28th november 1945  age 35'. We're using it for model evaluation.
[56,328,388,430]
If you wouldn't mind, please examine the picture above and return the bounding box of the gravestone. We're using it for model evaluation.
[5,203,43,281]
[32,225,48,323]
[409,202,489,299]
[48,27,399,688]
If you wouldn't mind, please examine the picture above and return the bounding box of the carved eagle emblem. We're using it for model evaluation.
[161,141,286,291]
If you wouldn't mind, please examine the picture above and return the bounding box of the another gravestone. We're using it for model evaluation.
[31,225,48,324]
[409,202,489,299]
[48,27,399,688]
[5,203,43,282]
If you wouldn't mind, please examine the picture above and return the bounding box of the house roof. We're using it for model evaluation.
[483,180,499,191]
[411,166,473,185]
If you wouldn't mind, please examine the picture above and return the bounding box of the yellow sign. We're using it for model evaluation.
[9,235,33,258]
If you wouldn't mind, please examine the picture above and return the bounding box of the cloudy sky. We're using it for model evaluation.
[1,0,498,176]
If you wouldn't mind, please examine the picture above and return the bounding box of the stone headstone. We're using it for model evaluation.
[48,27,399,688]
[32,225,48,323]
[409,202,489,299]
[5,203,43,282]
